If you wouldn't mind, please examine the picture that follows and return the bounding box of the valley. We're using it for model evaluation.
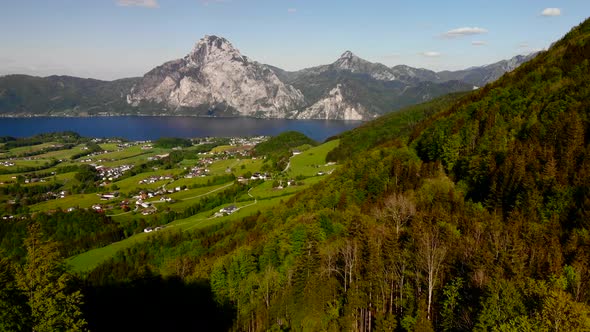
[0,132,339,272]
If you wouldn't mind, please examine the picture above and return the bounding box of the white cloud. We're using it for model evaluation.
[541,8,561,16]
[422,51,441,57]
[288,8,297,13]
[471,41,487,46]
[443,27,488,38]
[116,0,159,8]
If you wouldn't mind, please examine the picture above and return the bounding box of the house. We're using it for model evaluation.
[99,192,118,200]
[144,227,153,233]
[251,172,267,180]
[292,149,302,155]
[219,205,238,214]
[142,207,156,216]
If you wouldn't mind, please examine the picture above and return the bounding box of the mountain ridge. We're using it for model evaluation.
[0,35,536,119]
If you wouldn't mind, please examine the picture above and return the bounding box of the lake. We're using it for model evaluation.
[0,117,363,142]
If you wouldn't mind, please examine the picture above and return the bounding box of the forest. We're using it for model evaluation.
[0,18,589,332]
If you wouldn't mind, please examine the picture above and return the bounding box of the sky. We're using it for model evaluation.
[0,0,588,80]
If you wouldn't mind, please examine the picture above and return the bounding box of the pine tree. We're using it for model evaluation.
[0,257,30,331]
[15,224,87,332]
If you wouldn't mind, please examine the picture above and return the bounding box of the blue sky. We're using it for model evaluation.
[0,0,588,80]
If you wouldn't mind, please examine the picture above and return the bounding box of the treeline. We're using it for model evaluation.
[69,141,103,160]
[0,209,124,260]
[0,182,62,214]
[0,159,60,175]
[5,143,76,159]
[0,131,83,151]
[326,92,467,162]
[254,131,317,171]
[154,137,192,149]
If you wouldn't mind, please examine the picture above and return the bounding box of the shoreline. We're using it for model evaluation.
[0,114,366,122]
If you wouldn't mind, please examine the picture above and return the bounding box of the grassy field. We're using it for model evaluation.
[0,165,67,184]
[68,194,293,273]
[47,171,78,183]
[286,139,340,177]
[81,146,144,162]
[235,158,264,175]
[29,193,104,211]
[112,169,185,193]
[245,176,324,200]
[164,177,207,188]
[210,145,234,153]
[0,159,55,172]
[0,142,58,156]
[167,182,233,201]
[161,182,235,211]
[207,159,241,175]
[98,143,121,151]
[32,144,86,160]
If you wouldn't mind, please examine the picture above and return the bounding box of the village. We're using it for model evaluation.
[0,134,339,252]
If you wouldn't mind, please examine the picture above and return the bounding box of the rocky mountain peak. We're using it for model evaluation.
[127,35,305,118]
[187,35,245,67]
[334,50,364,70]
[339,50,356,59]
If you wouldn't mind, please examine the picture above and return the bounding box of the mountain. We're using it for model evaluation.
[284,52,471,119]
[127,35,305,118]
[436,53,538,87]
[0,37,535,120]
[331,50,399,81]
[0,75,139,116]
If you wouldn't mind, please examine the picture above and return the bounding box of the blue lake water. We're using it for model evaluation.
[0,117,363,142]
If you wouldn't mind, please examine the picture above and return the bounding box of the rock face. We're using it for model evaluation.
[296,84,371,120]
[127,35,305,117]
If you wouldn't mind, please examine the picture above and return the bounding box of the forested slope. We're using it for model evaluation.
[71,18,590,331]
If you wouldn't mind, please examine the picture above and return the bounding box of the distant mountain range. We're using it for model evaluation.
[0,36,536,120]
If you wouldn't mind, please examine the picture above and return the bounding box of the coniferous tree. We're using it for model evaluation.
[0,257,30,331]
[15,224,87,332]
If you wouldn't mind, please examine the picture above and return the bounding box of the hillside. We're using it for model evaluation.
[413,19,590,217]
[0,75,140,116]
[326,91,469,161]
[253,131,318,171]
[63,18,590,332]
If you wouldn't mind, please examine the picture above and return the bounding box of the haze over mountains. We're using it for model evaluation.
[0,36,536,120]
